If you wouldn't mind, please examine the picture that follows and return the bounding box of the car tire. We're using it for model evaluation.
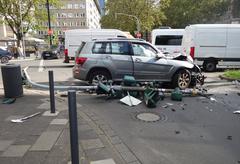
[203,61,216,72]
[172,69,191,89]
[89,70,111,85]
[1,56,9,63]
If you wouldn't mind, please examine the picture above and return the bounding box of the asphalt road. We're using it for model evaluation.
[1,58,240,164]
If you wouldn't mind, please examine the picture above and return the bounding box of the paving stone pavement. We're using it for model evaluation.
[0,88,141,164]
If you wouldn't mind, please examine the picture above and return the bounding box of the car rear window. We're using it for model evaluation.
[155,35,183,45]
[76,42,86,56]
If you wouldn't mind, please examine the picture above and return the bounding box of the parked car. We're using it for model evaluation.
[73,38,204,89]
[41,45,60,60]
[0,48,12,63]
[65,29,129,61]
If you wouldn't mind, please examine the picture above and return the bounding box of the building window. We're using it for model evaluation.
[68,13,73,18]
[68,4,72,9]
[74,4,78,9]
[62,13,67,18]
[79,3,85,9]
[80,13,85,18]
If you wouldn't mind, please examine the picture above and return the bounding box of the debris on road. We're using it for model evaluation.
[210,97,217,102]
[175,130,180,134]
[227,136,232,140]
[171,88,183,101]
[233,110,240,114]
[171,108,176,112]
[166,103,174,106]
[232,80,240,88]
[11,112,42,123]
[120,92,141,107]
[162,105,168,108]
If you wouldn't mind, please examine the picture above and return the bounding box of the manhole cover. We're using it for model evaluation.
[136,113,161,122]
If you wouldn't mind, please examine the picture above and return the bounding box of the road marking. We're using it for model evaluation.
[38,59,44,72]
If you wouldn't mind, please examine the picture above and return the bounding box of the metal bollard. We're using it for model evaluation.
[68,90,79,164]
[48,70,56,113]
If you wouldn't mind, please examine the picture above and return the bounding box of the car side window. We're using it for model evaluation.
[92,42,111,54]
[132,43,157,57]
[111,42,129,55]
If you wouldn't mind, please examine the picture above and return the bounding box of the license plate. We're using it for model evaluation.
[45,54,50,56]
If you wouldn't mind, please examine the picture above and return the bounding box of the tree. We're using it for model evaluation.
[101,0,166,34]
[0,0,59,47]
[160,0,230,28]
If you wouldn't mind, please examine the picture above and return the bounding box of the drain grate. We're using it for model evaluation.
[136,112,167,122]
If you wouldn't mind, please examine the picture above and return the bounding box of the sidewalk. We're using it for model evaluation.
[0,88,135,164]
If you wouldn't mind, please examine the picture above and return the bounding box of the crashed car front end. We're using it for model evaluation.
[169,54,205,87]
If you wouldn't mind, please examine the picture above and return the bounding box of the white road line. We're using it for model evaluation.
[38,59,44,72]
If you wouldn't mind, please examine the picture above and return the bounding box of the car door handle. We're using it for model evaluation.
[135,58,142,62]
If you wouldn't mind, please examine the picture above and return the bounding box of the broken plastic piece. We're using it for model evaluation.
[11,112,42,123]
[210,97,217,102]
[233,110,240,114]
[120,93,141,107]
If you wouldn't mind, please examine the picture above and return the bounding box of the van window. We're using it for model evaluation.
[155,35,183,46]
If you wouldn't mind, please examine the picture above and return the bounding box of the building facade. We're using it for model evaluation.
[38,0,101,39]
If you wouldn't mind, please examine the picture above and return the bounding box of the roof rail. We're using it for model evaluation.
[91,38,146,41]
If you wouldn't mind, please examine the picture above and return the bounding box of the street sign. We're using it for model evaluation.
[48,29,53,35]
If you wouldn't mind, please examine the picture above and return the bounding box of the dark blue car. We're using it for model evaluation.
[0,48,12,63]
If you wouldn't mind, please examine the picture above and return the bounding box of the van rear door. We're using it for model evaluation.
[226,26,240,66]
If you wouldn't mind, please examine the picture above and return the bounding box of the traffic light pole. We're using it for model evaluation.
[46,0,52,46]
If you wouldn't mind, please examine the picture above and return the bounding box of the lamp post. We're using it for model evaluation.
[46,0,52,46]
[115,12,141,33]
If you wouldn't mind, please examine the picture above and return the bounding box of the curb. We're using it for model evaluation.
[219,75,240,82]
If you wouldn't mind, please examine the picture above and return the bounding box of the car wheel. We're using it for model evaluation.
[203,61,216,72]
[172,69,191,89]
[89,70,111,85]
[1,56,9,63]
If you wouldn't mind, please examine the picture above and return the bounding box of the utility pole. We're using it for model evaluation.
[46,0,52,46]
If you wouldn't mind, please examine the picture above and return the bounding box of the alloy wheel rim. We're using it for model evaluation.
[178,72,190,88]
[1,57,8,63]
[92,74,108,85]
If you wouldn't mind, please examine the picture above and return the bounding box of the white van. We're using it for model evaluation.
[64,29,128,60]
[151,29,184,54]
[182,24,240,72]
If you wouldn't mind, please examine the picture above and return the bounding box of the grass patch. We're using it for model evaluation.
[223,70,240,80]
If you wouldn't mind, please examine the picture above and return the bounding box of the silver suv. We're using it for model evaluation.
[73,38,203,89]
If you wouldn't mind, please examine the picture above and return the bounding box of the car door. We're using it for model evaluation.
[131,42,172,81]
[102,41,133,80]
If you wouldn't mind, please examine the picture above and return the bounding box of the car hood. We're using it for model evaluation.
[166,58,194,69]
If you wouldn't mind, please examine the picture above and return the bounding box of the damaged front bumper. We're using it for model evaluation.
[190,64,205,87]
